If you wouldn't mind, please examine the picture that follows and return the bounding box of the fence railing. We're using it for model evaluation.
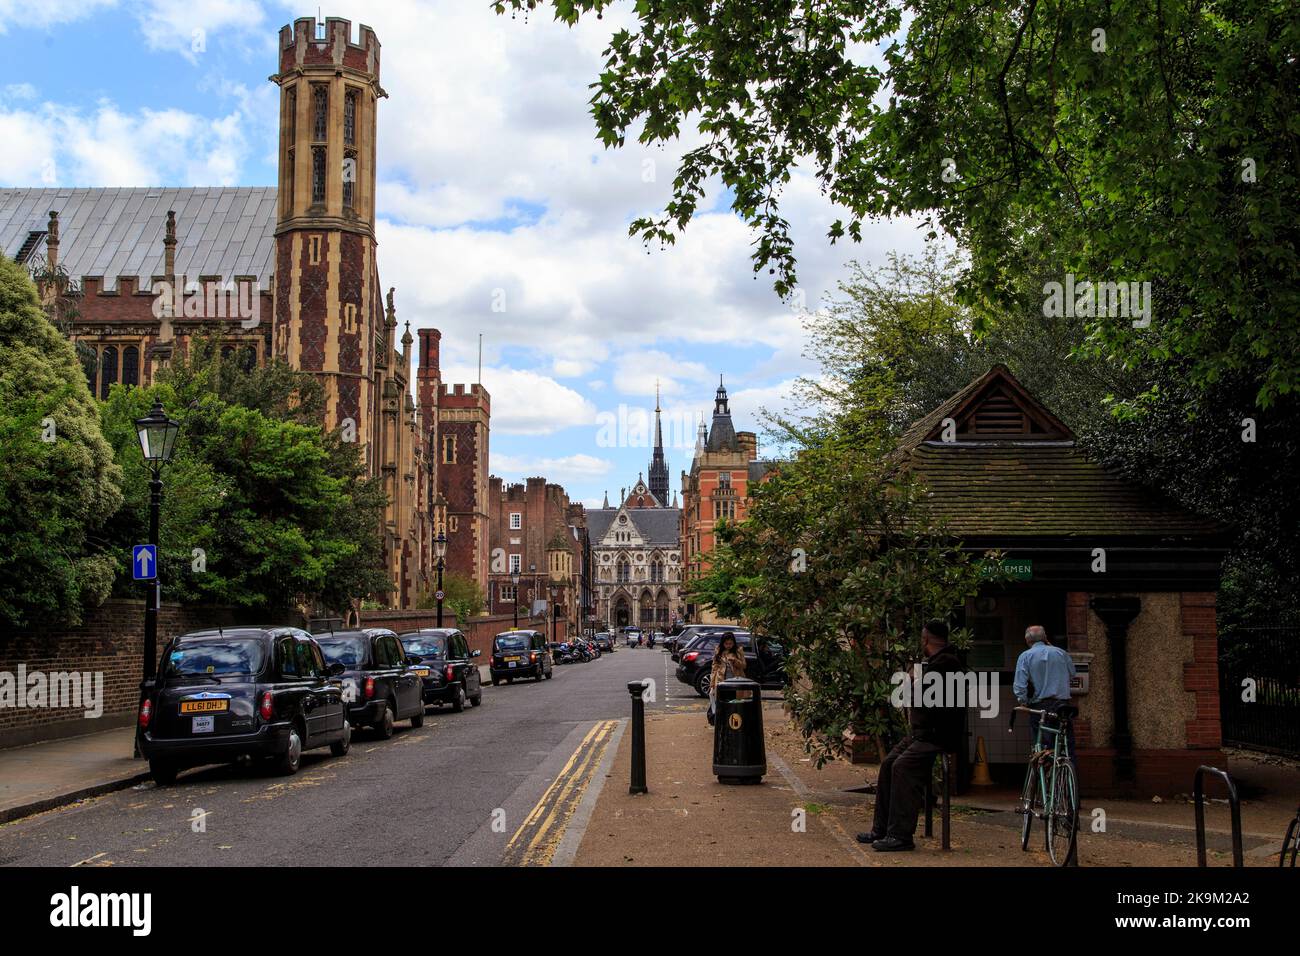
[1219,625,1300,757]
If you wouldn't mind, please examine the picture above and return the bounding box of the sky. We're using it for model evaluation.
[0,0,932,508]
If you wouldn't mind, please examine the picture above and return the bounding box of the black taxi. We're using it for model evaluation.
[397,628,484,713]
[314,628,426,737]
[489,630,553,684]
[138,626,351,785]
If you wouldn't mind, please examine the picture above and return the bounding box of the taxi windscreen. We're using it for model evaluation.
[164,639,266,679]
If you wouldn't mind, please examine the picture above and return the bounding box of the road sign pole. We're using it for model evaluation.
[143,473,162,681]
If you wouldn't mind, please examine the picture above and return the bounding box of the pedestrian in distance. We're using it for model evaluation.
[857,619,965,852]
[1013,624,1077,766]
[706,631,746,727]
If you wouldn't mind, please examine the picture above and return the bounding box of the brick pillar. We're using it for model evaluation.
[1182,591,1222,749]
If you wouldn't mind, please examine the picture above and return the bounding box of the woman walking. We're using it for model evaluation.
[707,632,747,725]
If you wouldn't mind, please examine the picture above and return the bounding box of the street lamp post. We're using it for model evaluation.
[134,401,180,683]
[549,583,557,645]
[511,568,521,628]
[434,529,447,628]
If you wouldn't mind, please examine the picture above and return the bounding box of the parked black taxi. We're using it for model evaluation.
[489,630,553,684]
[315,628,426,737]
[397,628,483,712]
[138,626,351,786]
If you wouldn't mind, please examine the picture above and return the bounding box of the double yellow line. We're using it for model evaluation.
[503,719,617,867]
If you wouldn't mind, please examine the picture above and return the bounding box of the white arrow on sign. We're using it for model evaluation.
[136,548,153,577]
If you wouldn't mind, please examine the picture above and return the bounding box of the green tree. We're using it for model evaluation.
[97,348,390,615]
[691,425,1001,765]
[498,1,1298,405]
[0,258,123,627]
[420,572,486,623]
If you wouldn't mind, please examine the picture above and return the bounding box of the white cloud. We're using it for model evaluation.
[132,0,269,62]
[491,453,614,486]
[438,364,597,436]
[0,0,117,32]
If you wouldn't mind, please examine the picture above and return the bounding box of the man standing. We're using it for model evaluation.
[857,619,965,852]
[1013,625,1077,763]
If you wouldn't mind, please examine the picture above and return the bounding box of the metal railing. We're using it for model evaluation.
[1193,765,1243,867]
[1219,625,1300,756]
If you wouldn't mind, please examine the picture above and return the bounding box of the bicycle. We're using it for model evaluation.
[1012,703,1079,866]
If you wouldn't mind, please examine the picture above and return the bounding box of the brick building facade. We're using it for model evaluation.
[679,378,776,624]
[0,17,490,611]
[485,476,591,640]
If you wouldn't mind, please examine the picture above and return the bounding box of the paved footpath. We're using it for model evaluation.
[0,651,675,867]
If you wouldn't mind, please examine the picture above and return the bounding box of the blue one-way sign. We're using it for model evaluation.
[132,544,157,581]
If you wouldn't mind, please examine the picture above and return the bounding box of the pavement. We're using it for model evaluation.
[570,675,1300,868]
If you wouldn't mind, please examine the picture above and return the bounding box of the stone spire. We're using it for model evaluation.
[706,374,737,452]
[648,378,669,506]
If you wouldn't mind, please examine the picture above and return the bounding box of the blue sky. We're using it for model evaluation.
[0,1,929,507]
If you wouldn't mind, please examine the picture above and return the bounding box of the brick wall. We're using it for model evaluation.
[0,600,274,749]
[357,610,567,658]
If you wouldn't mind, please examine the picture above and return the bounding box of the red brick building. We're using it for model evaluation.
[485,476,590,640]
[0,17,489,610]
[679,378,776,624]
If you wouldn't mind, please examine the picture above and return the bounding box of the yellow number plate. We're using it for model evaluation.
[504,656,521,662]
[180,699,228,714]
[413,668,429,677]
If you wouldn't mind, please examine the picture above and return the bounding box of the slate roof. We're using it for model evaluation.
[0,187,278,292]
[587,507,681,547]
[900,365,1228,540]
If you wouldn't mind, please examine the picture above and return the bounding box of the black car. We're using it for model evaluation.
[398,628,483,712]
[674,632,786,697]
[138,626,351,785]
[315,628,425,736]
[669,624,724,661]
[490,630,553,683]
[593,633,614,652]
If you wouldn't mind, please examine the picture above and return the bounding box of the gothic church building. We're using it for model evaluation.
[0,17,490,610]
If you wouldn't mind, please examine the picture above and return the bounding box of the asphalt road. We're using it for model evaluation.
[0,645,702,867]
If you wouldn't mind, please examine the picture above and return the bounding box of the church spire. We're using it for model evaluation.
[648,378,669,506]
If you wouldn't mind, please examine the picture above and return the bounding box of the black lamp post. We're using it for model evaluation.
[434,529,447,628]
[134,401,180,684]
[549,583,557,645]
[511,568,521,628]
[529,563,536,623]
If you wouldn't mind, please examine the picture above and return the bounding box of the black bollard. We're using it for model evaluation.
[627,679,649,794]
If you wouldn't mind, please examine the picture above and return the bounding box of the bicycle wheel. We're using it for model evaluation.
[1018,763,1040,852]
[1047,759,1079,866]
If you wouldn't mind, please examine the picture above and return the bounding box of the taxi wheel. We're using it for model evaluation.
[492,677,500,686]
[277,727,303,775]
[410,708,425,728]
[376,703,395,739]
[149,760,178,786]
[330,719,351,757]
[451,684,466,713]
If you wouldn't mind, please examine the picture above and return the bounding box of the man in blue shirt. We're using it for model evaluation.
[1013,625,1077,764]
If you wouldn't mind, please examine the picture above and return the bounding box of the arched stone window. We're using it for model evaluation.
[122,345,139,387]
[99,347,117,399]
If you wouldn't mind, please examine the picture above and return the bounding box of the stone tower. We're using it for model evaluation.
[270,17,386,464]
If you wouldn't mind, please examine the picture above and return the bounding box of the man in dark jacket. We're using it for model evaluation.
[857,619,965,852]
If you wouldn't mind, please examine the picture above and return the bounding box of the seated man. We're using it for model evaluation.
[857,619,965,852]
